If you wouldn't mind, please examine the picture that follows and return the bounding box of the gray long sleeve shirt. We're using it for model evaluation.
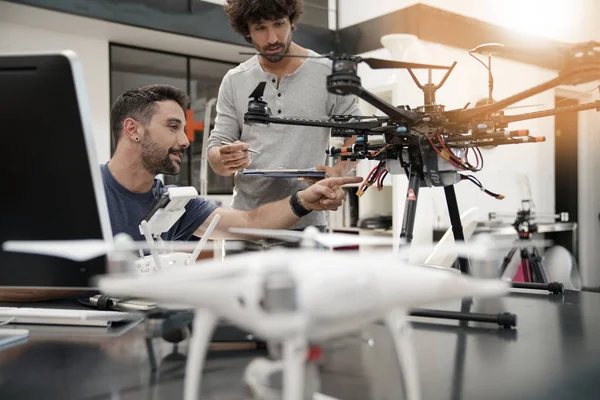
[207,50,360,229]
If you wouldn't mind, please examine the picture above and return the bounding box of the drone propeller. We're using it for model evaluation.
[239,51,330,59]
[469,43,505,56]
[358,57,452,70]
[2,236,206,262]
[240,51,452,70]
[401,235,553,265]
[228,226,395,248]
[249,81,267,99]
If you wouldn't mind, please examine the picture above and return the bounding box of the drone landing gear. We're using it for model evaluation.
[400,179,518,328]
[500,245,564,294]
[409,308,516,329]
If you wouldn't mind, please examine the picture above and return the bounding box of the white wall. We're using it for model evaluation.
[0,1,249,163]
[0,21,111,162]
[576,88,600,286]
[339,0,596,43]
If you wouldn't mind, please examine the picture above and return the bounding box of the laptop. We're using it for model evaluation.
[0,50,113,290]
[0,51,141,326]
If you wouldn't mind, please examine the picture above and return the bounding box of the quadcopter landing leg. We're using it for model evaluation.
[183,308,217,400]
[282,336,308,400]
[499,244,563,294]
[399,183,518,328]
[530,246,549,283]
[400,169,421,243]
[444,185,471,274]
[385,310,420,400]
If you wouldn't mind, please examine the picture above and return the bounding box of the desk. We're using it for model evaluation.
[1,290,600,399]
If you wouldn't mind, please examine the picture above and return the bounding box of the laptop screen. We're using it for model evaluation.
[0,51,113,289]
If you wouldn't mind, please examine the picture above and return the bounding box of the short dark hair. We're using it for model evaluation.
[110,84,190,145]
[224,0,303,43]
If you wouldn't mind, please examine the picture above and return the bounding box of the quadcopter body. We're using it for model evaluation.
[97,241,510,400]
[243,42,600,195]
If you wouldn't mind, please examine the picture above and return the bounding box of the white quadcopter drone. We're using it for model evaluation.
[3,200,529,400]
[92,233,514,400]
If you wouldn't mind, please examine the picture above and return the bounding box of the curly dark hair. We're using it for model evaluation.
[224,0,303,43]
[110,84,189,146]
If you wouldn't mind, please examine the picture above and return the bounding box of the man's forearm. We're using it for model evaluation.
[244,196,300,229]
[208,146,233,176]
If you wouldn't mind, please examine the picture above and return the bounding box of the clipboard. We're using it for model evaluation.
[242,168,326,178]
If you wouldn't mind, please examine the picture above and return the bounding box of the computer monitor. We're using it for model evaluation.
[0,51,113,289]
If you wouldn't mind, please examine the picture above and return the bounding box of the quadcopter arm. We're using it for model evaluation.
[446,74,566,122]
[448,62,600,123]
[499,100,600,124]
[244,113,391,134]
[348,85,420,124]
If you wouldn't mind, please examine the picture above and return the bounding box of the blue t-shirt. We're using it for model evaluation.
[100,163,218,241]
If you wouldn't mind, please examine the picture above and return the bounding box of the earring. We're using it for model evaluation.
[135,136,140,142]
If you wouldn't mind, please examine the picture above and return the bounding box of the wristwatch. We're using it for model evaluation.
[289,190,312,217]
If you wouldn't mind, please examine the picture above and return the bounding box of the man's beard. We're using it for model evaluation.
[256,32,292,63]
[140,131,182,176]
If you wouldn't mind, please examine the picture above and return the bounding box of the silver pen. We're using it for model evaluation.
[220,140,260,154]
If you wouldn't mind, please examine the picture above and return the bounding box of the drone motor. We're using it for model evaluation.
[326,56,362,96]
[245,98,272,126]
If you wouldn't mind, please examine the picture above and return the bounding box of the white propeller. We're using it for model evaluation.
[1,234,208,262]
[399,234,554,264]
[228,226,395,248]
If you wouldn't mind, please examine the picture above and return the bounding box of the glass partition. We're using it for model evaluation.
[109,44,237,195]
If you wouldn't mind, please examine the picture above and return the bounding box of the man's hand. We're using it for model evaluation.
[297,176,362,211]
[216,141,252,174]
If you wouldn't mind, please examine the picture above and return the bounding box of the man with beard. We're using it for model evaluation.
[207,0,360,232]
[0,84,360,302]
[102,84,360,242]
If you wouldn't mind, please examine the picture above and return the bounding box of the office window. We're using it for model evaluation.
[109,44,236,195]
[302,0,331,29]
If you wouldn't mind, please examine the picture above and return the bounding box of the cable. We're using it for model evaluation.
[358,161,386,197]
[460,174,504,199]
[469,51,489,71]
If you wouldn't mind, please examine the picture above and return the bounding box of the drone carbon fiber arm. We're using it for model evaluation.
[340,84,421,124]
[445,55,600,124]
[244,111,395,135]
[498,100,600,124]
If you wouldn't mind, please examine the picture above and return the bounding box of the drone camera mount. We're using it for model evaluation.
[261,267,298,313]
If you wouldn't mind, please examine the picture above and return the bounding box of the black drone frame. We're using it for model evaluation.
[241,41,600,328]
